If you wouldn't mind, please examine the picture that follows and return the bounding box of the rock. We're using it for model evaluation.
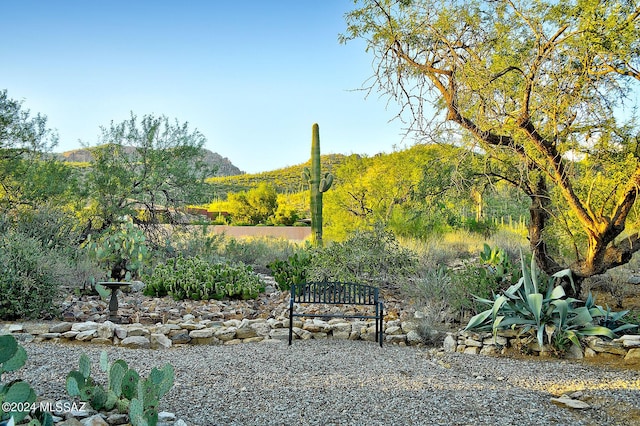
[214,327,236,341]
[81,414,109,426]
[332,322,352,334]
[97,321,116,339]
[386,334,407,344]
[269,329,290,341]
[242,336,264,343]
[179,322,205,331]
[72,322,99,332]
[464,338,483,348]
[463,346,480,355]
[443,334,457,353]
[105,413,129,425]
[550,397,591,409]
[170,333,191,344]
[76,330,98,341]
[129,281,145,292]
[385,325,402,335]
[182,314,196,321]
[584,347,598,358]
[58,419,84,426]
[333,331,350,340]
[120,336,150,349]
[150,333,172,349]
[90,338,113,345]
[302,321,324,333]
[127,326,150,337]
[235,325,258,339]
[406,330,424,345]
[617,335,640,348]
[41,332,62,339]
[61,331,80,340]
[624,348,640,362]
[156,324,182,335]
[4,324,24,333]
[50,322,73,333]
[565,344,584,360]
[23,323,51,334]
[250,322,272,337]
[189,328,216,339]
[480,345,498,356]
[483,335,507,346]
[114,326,128,340]
[158,412,176,423]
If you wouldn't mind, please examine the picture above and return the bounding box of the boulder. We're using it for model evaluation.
[120,336,150,349]
[150,333,172,349]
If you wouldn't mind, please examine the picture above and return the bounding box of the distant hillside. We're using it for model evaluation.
[56,147,243,177]
[206,153,351,196]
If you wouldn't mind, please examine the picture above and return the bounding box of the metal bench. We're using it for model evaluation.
[288,281,384,347]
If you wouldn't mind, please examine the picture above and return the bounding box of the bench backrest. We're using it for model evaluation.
[291,282,379,305]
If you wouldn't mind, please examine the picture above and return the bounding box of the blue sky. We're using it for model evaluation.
[1,1,412,173]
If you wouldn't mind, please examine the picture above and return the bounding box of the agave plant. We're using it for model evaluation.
[465,253,637,349]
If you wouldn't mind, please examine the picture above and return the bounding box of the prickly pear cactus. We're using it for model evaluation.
[0,335,38,423]
[303,123,333,246]
[66,351,173,426]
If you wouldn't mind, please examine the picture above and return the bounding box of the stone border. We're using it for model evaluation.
[443,329,640,363]
[3,318,639,364]
[0,317,426,348]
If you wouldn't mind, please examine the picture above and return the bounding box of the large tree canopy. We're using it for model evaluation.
[83,113,216,241]
[343,0,640,294]
[0,89,68,209]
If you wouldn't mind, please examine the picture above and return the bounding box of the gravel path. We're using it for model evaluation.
[8,339,640,426]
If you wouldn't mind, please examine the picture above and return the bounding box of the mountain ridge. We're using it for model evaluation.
[55,146,244,177]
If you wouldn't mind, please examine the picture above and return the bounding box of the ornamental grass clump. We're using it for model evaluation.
[465,253,638,352]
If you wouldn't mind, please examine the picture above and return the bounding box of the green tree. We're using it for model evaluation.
[83,113,216,243]
[0,90,68,210]
[343,0,640,296]
[227,182,278,225]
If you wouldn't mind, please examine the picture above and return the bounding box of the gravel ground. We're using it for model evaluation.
[7,339,640,426]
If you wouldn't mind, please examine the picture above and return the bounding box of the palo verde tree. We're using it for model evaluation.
[343,0,640,296]
[0,89,70,210]
[83,113,216,246]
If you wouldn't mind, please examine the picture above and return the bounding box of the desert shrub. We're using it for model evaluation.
[447,245,519,319]
[267,250,313,291]
[143,256,265,300]
[307,225,418,288]
[219,236,301,273]
[0,231,72,319]
[403,266,457,323]
[163,225,226,263]
[403,244,519,323]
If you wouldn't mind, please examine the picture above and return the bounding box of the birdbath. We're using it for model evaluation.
[98,281,131,323]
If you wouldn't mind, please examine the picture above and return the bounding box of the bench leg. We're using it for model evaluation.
[379,302,384,347]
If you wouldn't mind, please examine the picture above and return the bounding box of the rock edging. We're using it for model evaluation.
[1,316,426,348]
[443,329,640,363]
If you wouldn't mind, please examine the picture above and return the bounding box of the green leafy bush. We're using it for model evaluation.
[0,231,70,320]
[447,244,519,317]
[144,256,265,301]
[1,334,54,425]
[465,255,638,354]
[307,225,418,288]
[67,351,174,426]
[267,250,312,291]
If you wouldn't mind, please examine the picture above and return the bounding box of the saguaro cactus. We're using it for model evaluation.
[302,123,333,246]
